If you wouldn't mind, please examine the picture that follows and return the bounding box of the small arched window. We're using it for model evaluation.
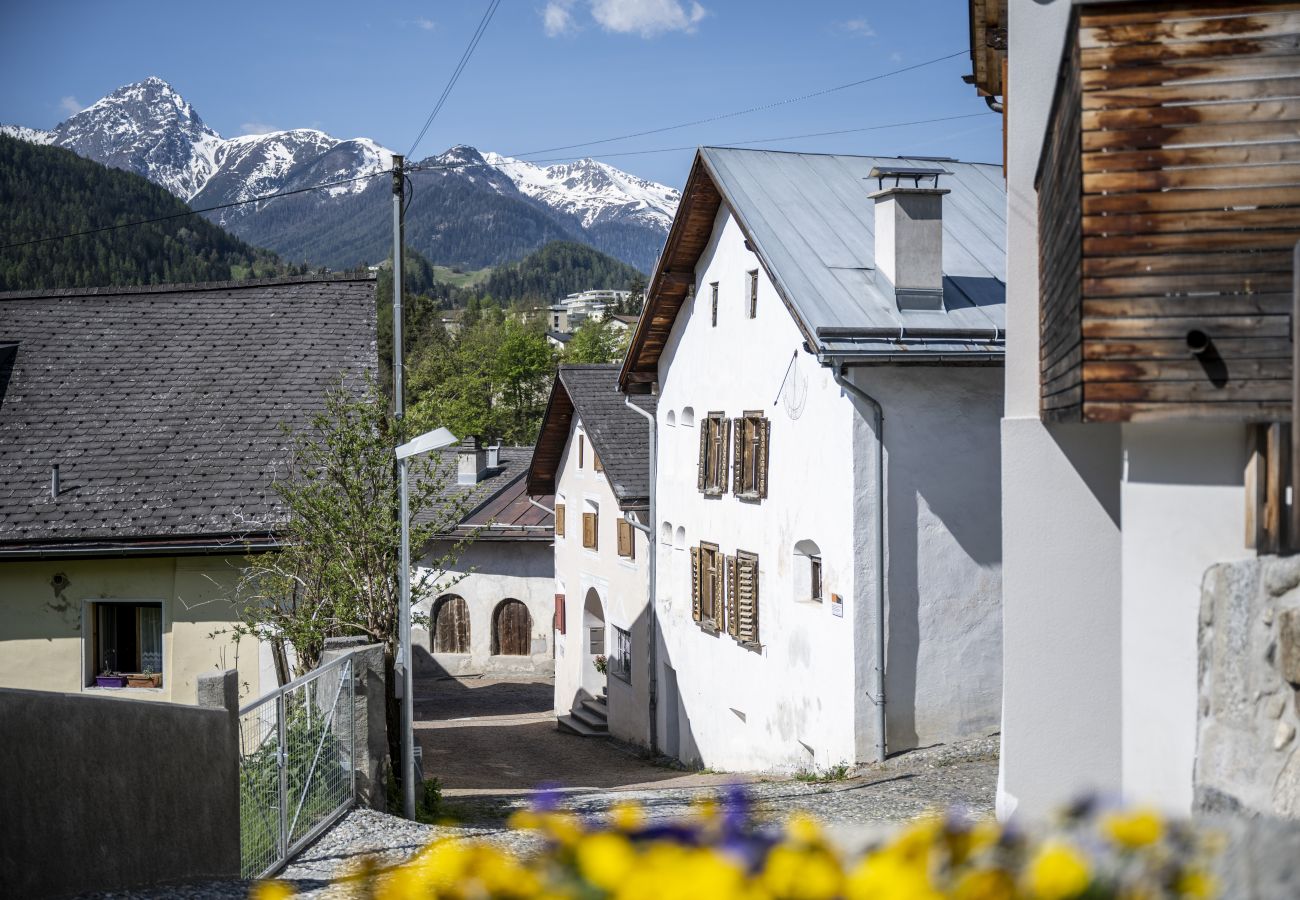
[674,525,686,550]
[660,521,673,543]
[793,540,823,603]
[681,407,695,427]
[666,410,676,427]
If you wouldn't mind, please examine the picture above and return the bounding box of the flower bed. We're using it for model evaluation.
[253,789,1219,899]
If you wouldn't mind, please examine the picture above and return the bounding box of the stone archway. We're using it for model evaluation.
[432,595,470,654]
[492,599,532,656]
[582,588,607,695]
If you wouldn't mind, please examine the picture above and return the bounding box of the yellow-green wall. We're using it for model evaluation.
[0,555,263,704]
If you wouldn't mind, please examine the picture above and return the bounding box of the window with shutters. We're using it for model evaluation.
[554,593,566,634]
[554,500,566,538]
[727,550,761,648]
[593,450,603,473]
[710,282,719,327]
[732,412,770,500]
[617,517,635,559]
[610,625,632,682]
[690,541,724,633]
[582,504,598,550]
[697,412,730,496]
[747,270,758,318]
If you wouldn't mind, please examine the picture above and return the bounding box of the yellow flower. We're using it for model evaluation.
[762,845,842,900]
[785,812,824,846]
[541,811,585,846]
[610,800,645,832]
[250,881,294,900]
[509,809,543,830]
[692,796,720,824]
[1103,809,1164,850]
[1025,841,1091,900]
[846,854,942,900]
[953,868,1016,900]
[578,832,638,890]
[1177,869,1218,900]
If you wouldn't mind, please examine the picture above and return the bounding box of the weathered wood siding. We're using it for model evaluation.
[1038,1,1300,423]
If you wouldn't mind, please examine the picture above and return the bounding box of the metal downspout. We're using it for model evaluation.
[624,391,659,755]
[830,365,888,763]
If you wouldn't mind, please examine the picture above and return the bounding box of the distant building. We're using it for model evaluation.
[607,314,640,334]
[547,330,573,351]
[548,289,633,334]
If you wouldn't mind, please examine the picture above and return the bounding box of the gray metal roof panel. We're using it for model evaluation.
[700,148,1006,355]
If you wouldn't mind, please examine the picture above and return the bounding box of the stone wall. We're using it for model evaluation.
[1196,556,1300,818]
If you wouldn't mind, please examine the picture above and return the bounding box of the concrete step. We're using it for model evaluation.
[556,714,608,738]
[568,703,609,731]
[580,696,609,720]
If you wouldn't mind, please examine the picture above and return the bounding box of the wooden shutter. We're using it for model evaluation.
[732,418,744,495]
[617,518,631,558]
[554,593,566,634]
[725,555,739,638]
[583,512,597,549]
[758,417,771,499]
[735,551,759,644]
[719,417,732,494]
[594,451,603,473]
[697,419,709,492]
[555,503,565,537]
[690,546,702,622]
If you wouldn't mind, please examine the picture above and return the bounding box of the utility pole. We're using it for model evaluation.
[391,153,417,821]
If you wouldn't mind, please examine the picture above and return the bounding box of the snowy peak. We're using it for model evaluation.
[484,152,679,230]
[1,124,54,145]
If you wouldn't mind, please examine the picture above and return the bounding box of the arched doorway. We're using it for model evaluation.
[582,588,606,695]
[432,595,470,654]
[493,599,531,656]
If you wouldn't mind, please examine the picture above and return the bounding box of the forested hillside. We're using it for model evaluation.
[481,241,645,305]
[0,135,283,291]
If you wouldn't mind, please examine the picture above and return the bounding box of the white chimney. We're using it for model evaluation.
[457,436,489,485]
[486,438,501,469]
[868,166,950,312]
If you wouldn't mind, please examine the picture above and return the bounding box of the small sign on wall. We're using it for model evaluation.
[831,593,844,618]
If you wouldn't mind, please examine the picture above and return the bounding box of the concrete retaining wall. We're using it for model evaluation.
[0,672,240,898]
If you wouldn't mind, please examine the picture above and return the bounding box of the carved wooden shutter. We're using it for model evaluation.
[732,418,744,495]
[583,512,597,549]
[720,418,732,494]
[555,503,565,537]
[758,418,771,499]
[725,555,739,638]
[735,551,759,644]
[697,420,709,492]
[690,546,702,622]
[711,547,725,625]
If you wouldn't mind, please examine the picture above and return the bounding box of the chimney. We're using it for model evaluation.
[867,165,950,312]
[486,438,501,469]
[457,436,489,485]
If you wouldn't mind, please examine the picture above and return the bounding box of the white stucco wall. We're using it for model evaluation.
[413,538,554,677]
[1000,0,1254,818]
[652,208,1003,773]
[551,413,653,747]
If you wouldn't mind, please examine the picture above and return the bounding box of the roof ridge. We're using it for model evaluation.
[0,273,376,302]
[700,146,1002,168]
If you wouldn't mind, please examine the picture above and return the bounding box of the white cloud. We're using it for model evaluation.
[58,96,83,116]
[890,51,903,63]
[544,0,706,38]
[413,16,436,31]
[591,0,706,36]
[239,122,278,135]
[837,17,875,37]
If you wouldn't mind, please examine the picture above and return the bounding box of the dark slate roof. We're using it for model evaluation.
[546,330,572,344]
[0,277,377,554]
[415,446,552,542]
[527,364,655,508]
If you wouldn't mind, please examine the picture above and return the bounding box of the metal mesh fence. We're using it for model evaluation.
[238,655,356,879]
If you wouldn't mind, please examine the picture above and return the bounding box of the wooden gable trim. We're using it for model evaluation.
[617,149,819,393]
[526,374,575,496]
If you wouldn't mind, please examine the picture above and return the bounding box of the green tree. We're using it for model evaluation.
[565,317,629,364]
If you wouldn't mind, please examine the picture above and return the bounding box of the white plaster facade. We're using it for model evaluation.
[652,207,1004,773]
[998,0,1254,818]
[413,538,555,678]
[551,414,653,747]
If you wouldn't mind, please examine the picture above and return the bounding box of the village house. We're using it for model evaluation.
[412,440,555,677]
[0,277,376,704]
[619,147,1007,773]
[528,364,655,743]
[977,0,1300,819]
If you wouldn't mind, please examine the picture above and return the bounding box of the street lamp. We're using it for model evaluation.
[395,425,458,819]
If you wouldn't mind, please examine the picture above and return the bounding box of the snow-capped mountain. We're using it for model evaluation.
[2,78,678,272]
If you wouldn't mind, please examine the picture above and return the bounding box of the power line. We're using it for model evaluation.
[407,0,502,159]
[505,49,969,161]
[0,169,386,251]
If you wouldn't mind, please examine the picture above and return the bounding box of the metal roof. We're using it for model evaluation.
[699,147,1006,360]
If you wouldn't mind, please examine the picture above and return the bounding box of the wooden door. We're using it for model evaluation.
[433,596,470,654]
[494,599,531,656]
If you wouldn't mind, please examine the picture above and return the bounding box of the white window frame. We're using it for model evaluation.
[81,598,168,692]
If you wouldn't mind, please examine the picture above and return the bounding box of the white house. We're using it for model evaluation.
[978,0,1300,819]
[528,365,655,744]
[619,147,1007,773]
[413,441,555,678]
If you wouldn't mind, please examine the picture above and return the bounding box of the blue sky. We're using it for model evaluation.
[0,0,999,188]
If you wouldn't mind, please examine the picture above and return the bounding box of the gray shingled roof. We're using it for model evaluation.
[528,364,655,508]
[0,277,377,554]
[414,446,552,541]
[702,148,1006,358]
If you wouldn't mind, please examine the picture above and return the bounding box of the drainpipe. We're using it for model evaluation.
[624,390,659,755]
[829,364,887,763]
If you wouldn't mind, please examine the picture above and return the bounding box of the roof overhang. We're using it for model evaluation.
[0,532,281,560]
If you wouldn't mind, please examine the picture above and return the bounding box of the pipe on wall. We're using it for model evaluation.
[624,390,659,756]
[829,364,888,763]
